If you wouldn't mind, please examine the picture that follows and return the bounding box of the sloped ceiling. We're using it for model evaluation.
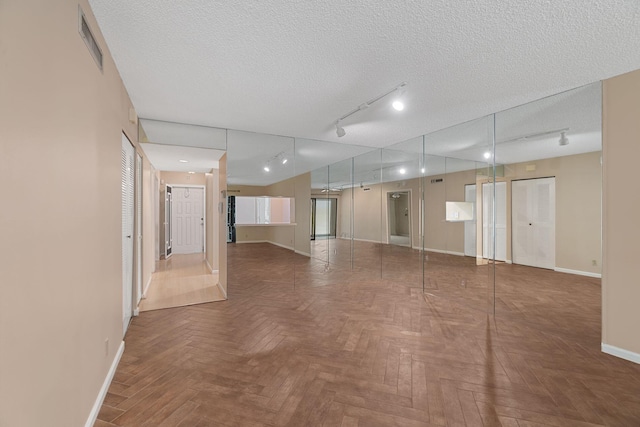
[89,0,640,148]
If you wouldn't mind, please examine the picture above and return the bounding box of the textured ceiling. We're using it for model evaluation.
[89,0,640,148]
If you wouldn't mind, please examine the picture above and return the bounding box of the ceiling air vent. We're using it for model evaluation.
[78,6,103,71]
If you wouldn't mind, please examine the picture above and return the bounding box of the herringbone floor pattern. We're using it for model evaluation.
[98,243,640,426]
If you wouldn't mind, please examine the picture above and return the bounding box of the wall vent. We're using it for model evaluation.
[78,6,103,71]
[430,178,444,184]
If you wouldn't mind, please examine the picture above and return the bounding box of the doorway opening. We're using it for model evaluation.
[387,191,411,247]
[310,198,337,240]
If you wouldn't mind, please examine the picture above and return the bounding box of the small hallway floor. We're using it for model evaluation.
[138,253,225,312]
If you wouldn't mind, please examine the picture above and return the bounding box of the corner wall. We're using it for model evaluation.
[602,69,640,361]
[0,0,138,425]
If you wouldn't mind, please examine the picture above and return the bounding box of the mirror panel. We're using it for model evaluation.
[226,130,296,294]
[493,82,602,329]
[422,115,495,313]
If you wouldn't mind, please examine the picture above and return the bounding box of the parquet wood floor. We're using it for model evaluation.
[99,242,640,426]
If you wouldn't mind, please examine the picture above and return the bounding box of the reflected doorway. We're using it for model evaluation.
[387,191,411,247]
[311,198,337,240]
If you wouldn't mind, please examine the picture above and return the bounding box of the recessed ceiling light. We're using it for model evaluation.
[392,101,405,111]
[421,168,426,174]
[483,152,491,159]
[264,166,270,172]
[179,159,189,163]
[188,171,195,174]
[399,168,406,174]
[282,158,288,165]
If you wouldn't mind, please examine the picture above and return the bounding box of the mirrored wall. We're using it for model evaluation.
[224,82,602,323]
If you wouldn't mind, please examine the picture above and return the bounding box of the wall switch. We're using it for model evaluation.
[592,259,597,266]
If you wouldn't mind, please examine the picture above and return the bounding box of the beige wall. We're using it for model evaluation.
[338,153,601,273]
[205,171,220,271]
[228,173,311,256]
[161,170,207,186]
[0,1,138,425]
[602,69,640,357]
[218,155,228,295]
[141,156,156,298]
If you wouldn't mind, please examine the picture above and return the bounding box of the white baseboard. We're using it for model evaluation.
[142,276,152,299]
[269,241,295,251]
[352,237,383,244]
[423,247,466,257]
[85,341,125,427]
[554,267,602,278]
[217,282,228,299]
[235,240,268,244]
[295,250,311,257]
[205,258,216,274]
[602,343,640,364]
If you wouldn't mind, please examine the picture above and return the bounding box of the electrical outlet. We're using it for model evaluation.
[105,338,109,356]
[592,259,597,266]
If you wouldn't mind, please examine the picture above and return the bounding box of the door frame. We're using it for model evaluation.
[121,132,135,336]
[386,190,412,247]
[168,184,206,255]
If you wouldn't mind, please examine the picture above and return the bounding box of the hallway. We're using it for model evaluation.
[139,254,225,312]
[97,244,640,426]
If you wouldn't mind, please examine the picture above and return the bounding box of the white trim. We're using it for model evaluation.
[602,343,640,364]
[85,341,125,427]
[133,308,139,316]
[269,241,294,251]
[142,276,152,299]
[217,282,227,299]
[235,240,310,257]
[205,258,215,274]
[423,247,466,257]
[352,237,383,244]
[505,259,513,264]
[554,267,602,278]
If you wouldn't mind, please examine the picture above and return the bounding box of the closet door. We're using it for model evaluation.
[121,134,135,336]
[512,177,555,269]
[482,182,506,261]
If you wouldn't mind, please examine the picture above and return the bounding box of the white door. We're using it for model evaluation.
[171,186,204,254]
[464,184,476,257]
[482,181,506,261]
[512,177,556,269]
[121,134,134,336]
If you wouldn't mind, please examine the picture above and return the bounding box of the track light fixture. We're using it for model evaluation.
[333,82,407,138]
[559,131,569,146]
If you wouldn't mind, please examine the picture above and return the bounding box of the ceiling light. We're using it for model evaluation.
[421,168,426,174]
[483,152,491,159]
[333,82,407,135]
[559,131,569,146]
[263,166,270,172]
[399,168,406,174]
[188,171,195,174]
[179,159,189,163]
[282,158,288,164]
